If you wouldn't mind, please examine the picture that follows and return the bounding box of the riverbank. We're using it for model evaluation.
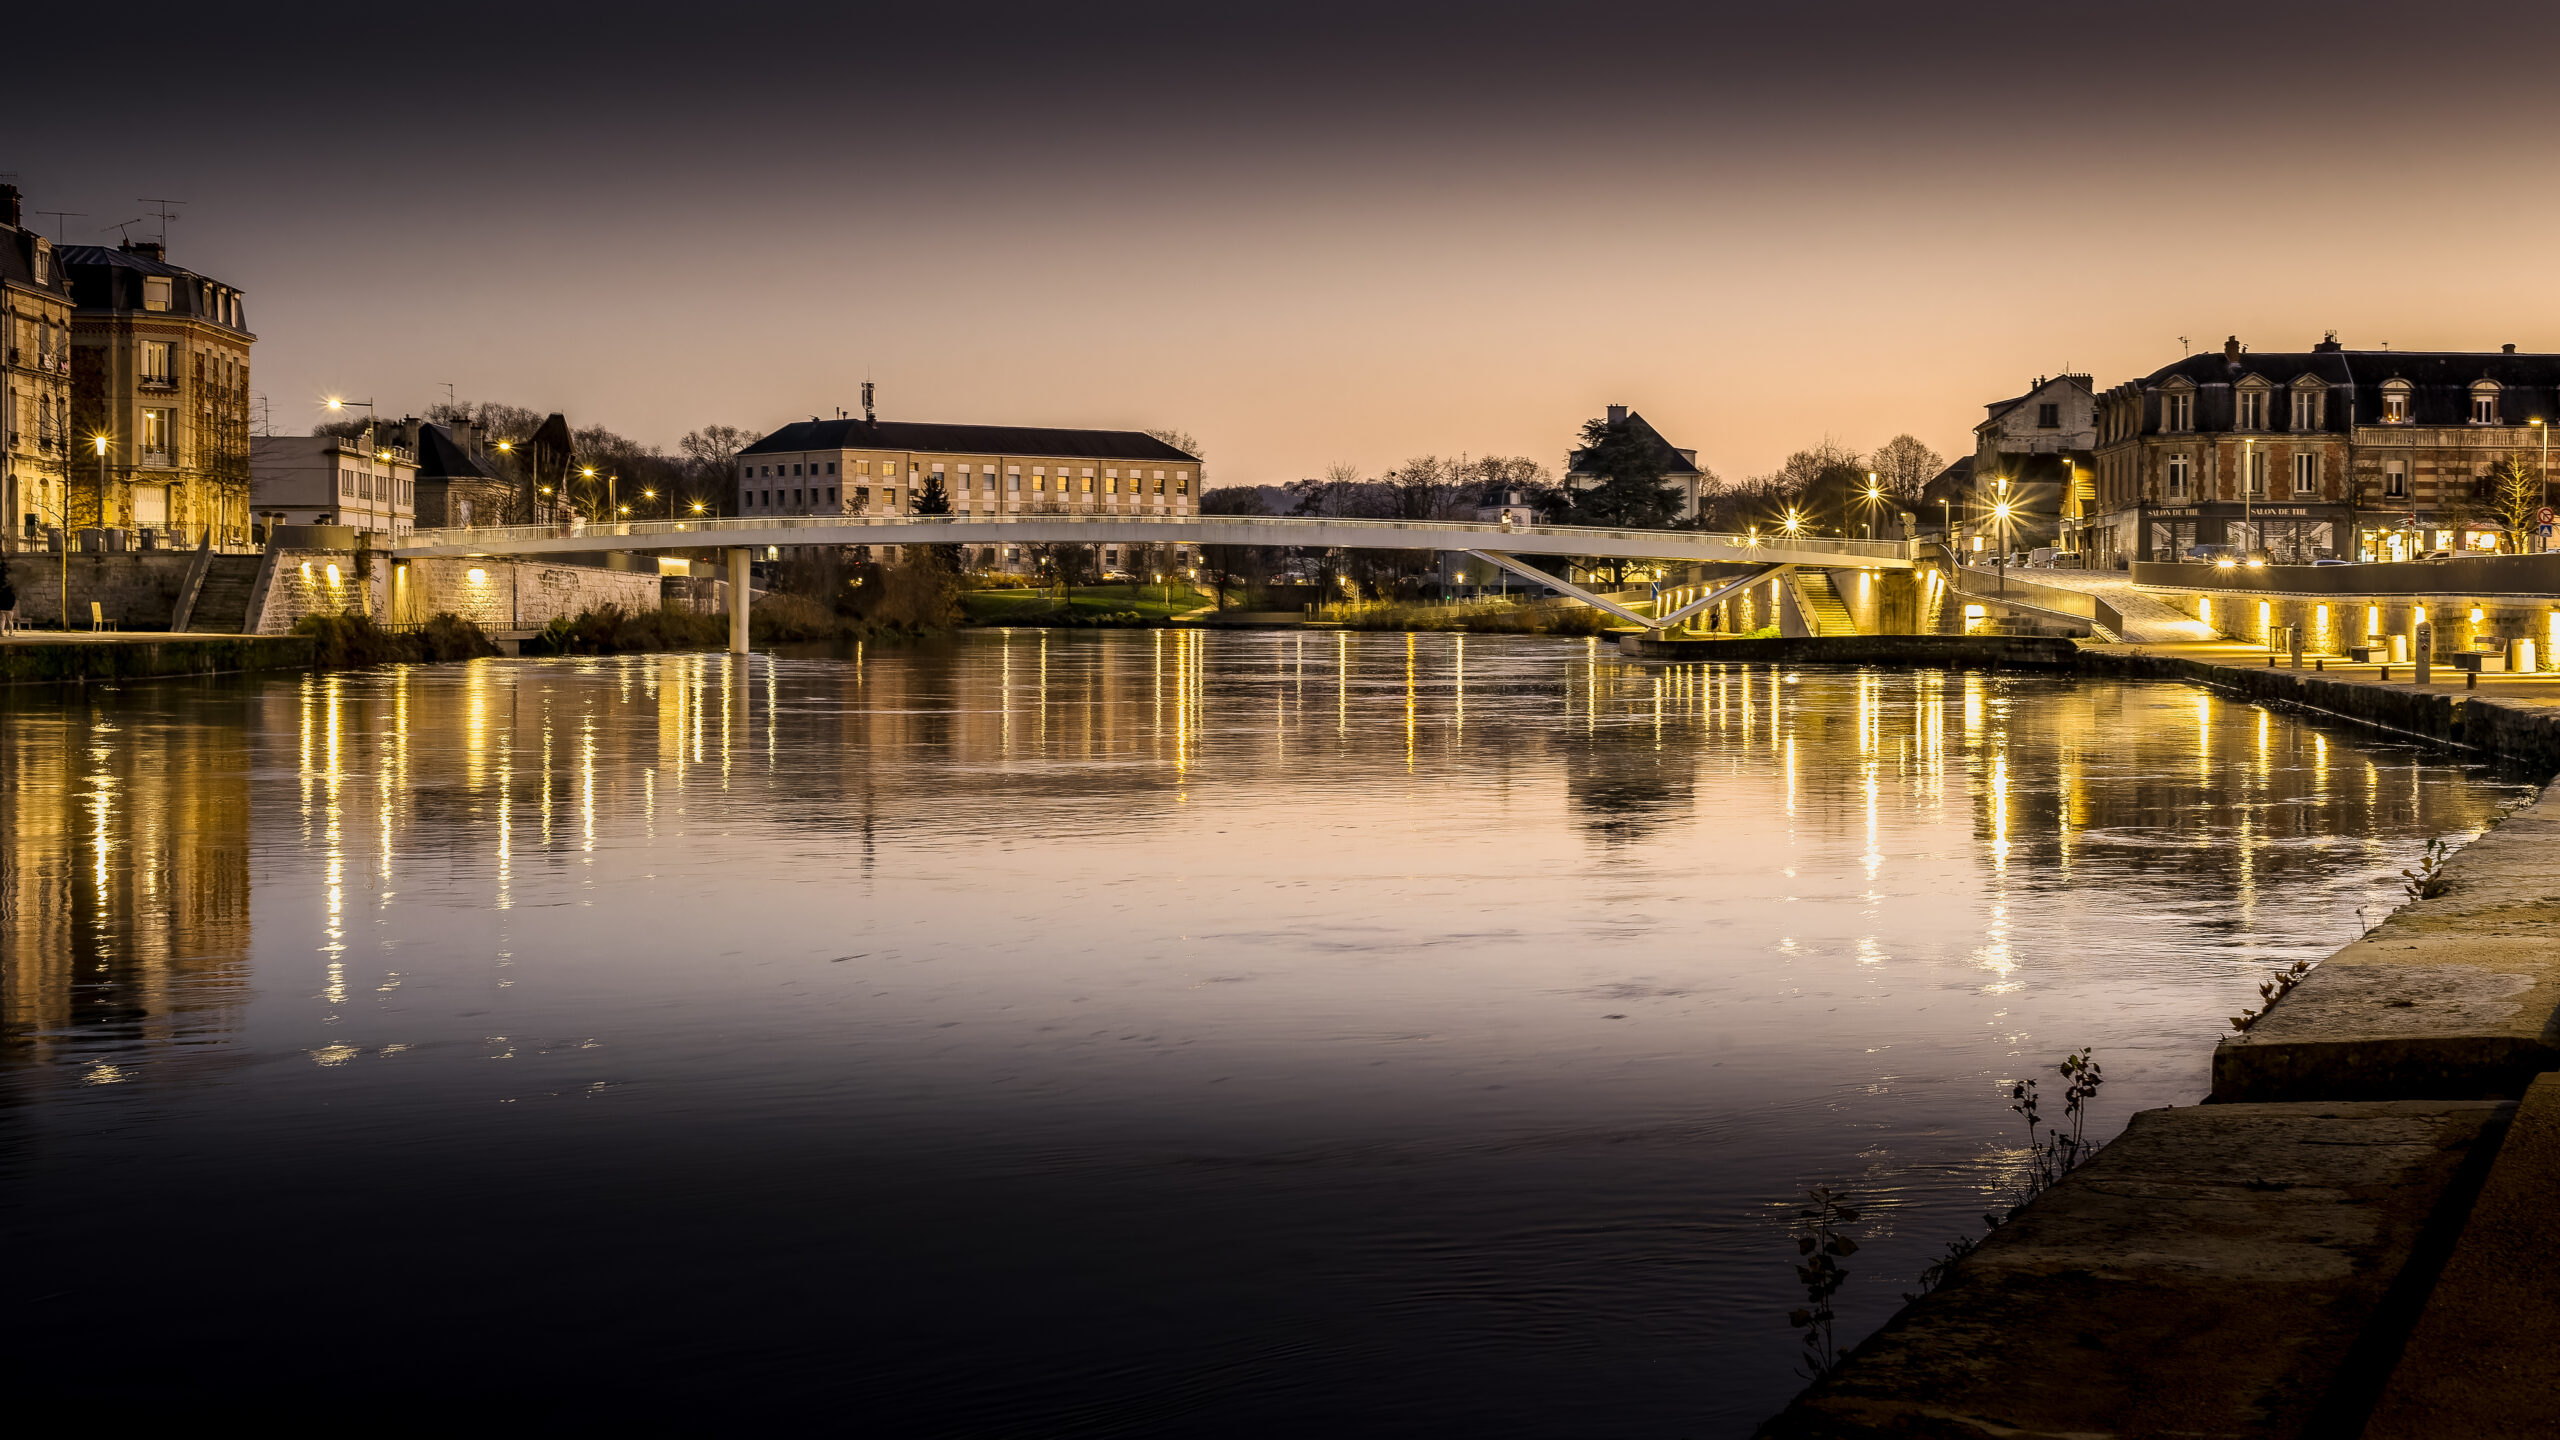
[1759,637,2560,1438]
[0,630,316,684]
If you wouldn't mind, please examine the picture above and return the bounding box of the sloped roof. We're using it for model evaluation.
[1920,455,1975,508]
[742,418,1199,462]
[2131,347,2560,427]
[412,423,504,483]
[1980,373,2093,428]
[1,227,70,298]
[1565,410,1703,478]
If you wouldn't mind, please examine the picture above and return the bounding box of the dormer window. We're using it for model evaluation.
[2291,389,2322,430]
[2162,391,2193,432]
[142,276,171,312]
[2382,380,2413,423]
[2470,382,2501,424]
[2237,389,2268,430]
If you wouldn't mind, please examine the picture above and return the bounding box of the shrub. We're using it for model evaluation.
[293,610,497,668]
[418,612,500,661]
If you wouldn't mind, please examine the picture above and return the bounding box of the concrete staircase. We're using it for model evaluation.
[1791,571,1857,636]
[183,555,265,633]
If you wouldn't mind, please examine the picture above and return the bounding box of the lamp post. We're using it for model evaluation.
[2535,419,2549,552]
[324,398,377,533]
[2242,436,2255,560]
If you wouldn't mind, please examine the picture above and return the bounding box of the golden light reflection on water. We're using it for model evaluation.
[2,636,2538,1094]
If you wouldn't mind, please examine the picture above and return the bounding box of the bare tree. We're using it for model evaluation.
[679,424,763,515]
[1869,434,1946,508]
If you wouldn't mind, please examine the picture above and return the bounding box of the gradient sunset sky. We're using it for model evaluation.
[15,2,2560,485]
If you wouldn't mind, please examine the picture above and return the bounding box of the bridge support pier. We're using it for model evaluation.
[727,547,750,655]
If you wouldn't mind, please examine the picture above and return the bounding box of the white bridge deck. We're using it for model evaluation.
[387,513,1917,570]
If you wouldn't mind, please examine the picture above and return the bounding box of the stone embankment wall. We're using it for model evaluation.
[251,549,664,634]
[0,551,196,629]
[2150,579,2560,667]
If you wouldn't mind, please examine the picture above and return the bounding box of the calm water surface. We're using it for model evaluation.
[0,632,2530,1433]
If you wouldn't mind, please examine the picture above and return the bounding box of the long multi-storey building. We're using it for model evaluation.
[2087,335,2560,564]
[736,416,1202,571]
[61,238,255,547]
[2,186,74,550]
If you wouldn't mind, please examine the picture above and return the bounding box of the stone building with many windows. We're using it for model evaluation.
[2088,336,2560,564]
[2,186,75,550]
[736,416,1202,571]
[60,238,255,547]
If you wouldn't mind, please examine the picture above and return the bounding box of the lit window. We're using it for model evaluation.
[2383,384,2412,423]
[141,407,172,457]
[140,340,173,382]
[143,276,171,311]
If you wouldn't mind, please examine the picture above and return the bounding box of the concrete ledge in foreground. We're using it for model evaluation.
[2364,1073,2560,1438]
[2214,780,2560,1104]
[0,632,316,685]
[1617,633,2081,668]
[1757,1099,2510,1440]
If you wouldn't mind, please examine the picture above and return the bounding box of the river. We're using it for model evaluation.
[0,631,2530,1433]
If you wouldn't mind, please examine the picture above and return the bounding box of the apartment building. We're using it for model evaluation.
[2,186,74,549]
[736,416,1202,570]
[2089,336,2560,564]
[61,237,255,546]
[249,434,418,535]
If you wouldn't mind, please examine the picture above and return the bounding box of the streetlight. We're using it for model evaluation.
[2242,436,2256,560]
[324,397,378,533]
[2535,419,2549,551]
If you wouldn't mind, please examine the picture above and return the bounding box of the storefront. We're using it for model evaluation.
[2124,502,2352,562]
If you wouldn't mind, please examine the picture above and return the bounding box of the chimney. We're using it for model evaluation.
[0,184,19,229]
[123,239,166,262]
[2504,343,2518,354]
[1606,404,1628,425]
[861,381,876,423]
[2223,336,2241,362]
[2314,332,2342,353]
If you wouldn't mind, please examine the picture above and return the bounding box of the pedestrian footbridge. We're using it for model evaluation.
[385,513,1917,652]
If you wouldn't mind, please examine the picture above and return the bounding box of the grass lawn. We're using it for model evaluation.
[961,583,1213,626]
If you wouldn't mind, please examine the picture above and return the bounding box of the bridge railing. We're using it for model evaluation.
[396,511,1920,561]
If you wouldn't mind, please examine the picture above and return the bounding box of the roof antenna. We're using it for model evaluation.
[2179,336,2190,356]
[440,381,456,409]
[861,380,875,424]
[138,198,186,241]
[35,210,85,241]
[105,218,146,244]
